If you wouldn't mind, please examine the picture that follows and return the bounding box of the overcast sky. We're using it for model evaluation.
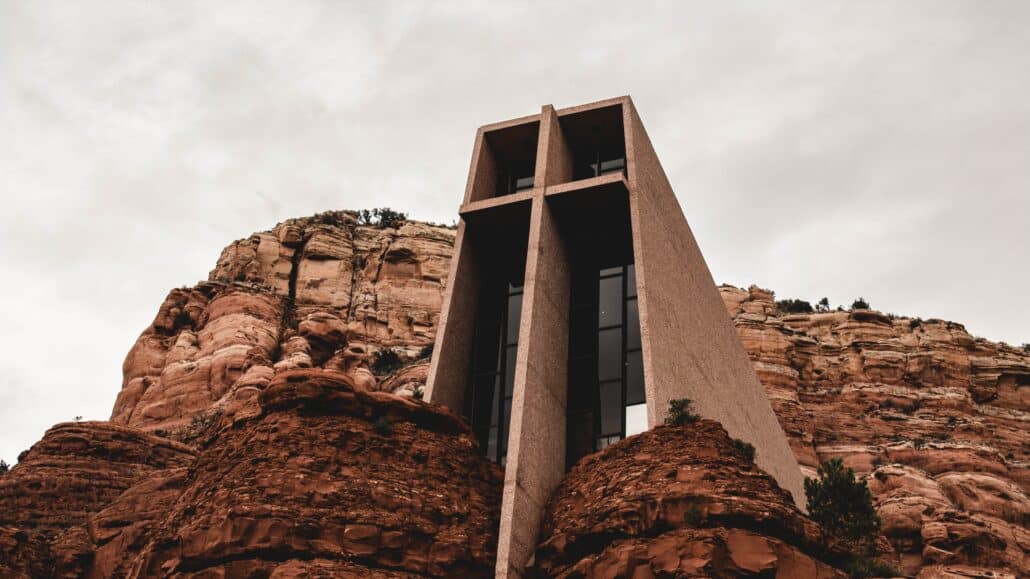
[1,1,1027,464]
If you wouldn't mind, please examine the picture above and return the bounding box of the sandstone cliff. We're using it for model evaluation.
[1,212,1026,578]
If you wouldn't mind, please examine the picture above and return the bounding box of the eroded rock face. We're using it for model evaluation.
[532,420,850,578]
[60,370,499,578]
[112,212,456,434]
[3,213,1026,577]
[0,422,196,532]
[721,285,1029,577]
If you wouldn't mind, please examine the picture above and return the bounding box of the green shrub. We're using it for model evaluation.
[357,207,408,229]
[776,298,814,314]
[412,385,424,401]
[843,557,900,579]
[371,349,403,375]
[373,416,394,436]
[0,460,9,475]
[418,343,434,360]
[665,398,700,426]
[851,298,871,310]
[817,297,831,312]
[731,438,756,462]
[805,458,881,545]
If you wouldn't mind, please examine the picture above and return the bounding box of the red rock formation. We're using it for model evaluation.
[0,422,195,532]
[47,369,503,578]
[0,526,53,578]
[2,214,1026,577]
[532,420,851,578]
[721,285,1029,577]
[112,212,455,434]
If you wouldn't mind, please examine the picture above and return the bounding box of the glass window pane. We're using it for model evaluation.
[503,398,512,430]
[595,434,620,451]
[599,157,625,174]
[567,357,593,410]
[487,426,498,460]
[506,292,523,343]
[570,307,594,357]
[597,328,622,381]
[515,175,535,190]
[626,350,644,405]
[504,345,518,395]
[600,266,622,276]
[625,403,647,437]
[472,373,497,426]
[490,377,501,424]
[599,381,622,435]
[626,298,640,350]
[598,276,622,327]
[626,264,636,298]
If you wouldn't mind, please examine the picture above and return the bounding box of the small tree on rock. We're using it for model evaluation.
[805,458,881,546]
[851,297,870,310]
[0,459,9,474]
[665,398,700,425]
[817,297,830,312]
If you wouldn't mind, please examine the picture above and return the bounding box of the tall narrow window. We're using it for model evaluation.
[467,278,524,466]
[566,262,645,467]
[572,128,626,181]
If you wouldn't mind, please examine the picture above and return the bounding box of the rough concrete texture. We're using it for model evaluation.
[496,197,571,577]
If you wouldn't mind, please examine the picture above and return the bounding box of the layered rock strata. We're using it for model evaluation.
[0,213,1025,577]
[532,420,851,578]
[721,286,1029,577]
[0,422,196,532]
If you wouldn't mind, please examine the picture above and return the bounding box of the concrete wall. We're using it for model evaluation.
[623,99,807,508]
[423,220,478,411]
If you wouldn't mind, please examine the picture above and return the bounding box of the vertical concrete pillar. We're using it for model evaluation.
[494,195,570,577]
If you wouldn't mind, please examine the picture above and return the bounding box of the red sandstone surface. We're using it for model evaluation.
[1,212,1026,577]
[532,420,851,578]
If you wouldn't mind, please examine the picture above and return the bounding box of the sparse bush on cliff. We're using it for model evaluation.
[0,459,9,474]
[412,385,424,401]
[357,207,408,229]
[805,458,881,546]
[418,343,434,360]
[851,297,871,310]
[731,438,756,462]
[776,298,814,314]
[373,416,394,436]
[817,297,830,312]
[371,349,404,375]
[665,398,700,425]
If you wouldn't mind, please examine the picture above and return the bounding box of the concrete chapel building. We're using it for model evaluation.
[424,96,805,577]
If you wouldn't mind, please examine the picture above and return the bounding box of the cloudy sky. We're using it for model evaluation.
[1,1,1027,464]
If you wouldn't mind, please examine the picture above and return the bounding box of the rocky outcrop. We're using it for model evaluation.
[532,420,851,578]
[22,369,503,578]
[111,212,455,434]
[122,369,502,577]
[722,285,1029,577]
[0,422,196,532]
[2,213,1025,577]
[0,526,53,578]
